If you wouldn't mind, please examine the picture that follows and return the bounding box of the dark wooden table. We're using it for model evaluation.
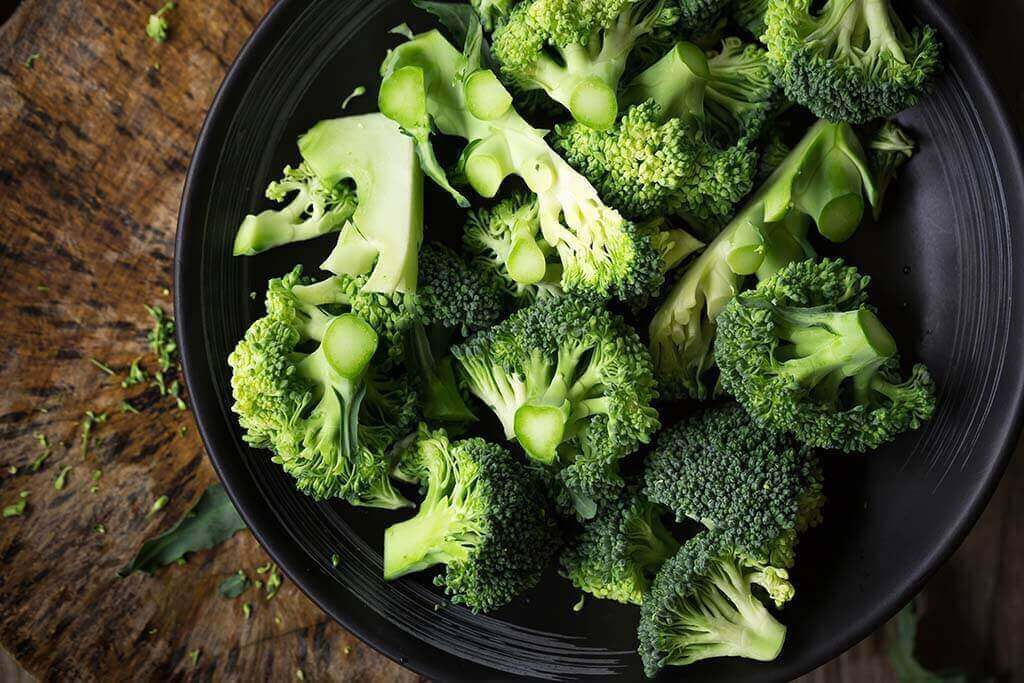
[0,0,1019,681]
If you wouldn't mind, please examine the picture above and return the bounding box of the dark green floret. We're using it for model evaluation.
[763,0,942,123]
[638,532,788,676]
[644,404,823,575]
[228,267,416,508]
[677,0,730,33]
[385,427,560,612]
[560,485,679,604]
[715,258,937,451]
[452,296,660,517]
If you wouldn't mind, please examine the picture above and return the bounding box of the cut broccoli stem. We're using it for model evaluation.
[621,41,710,124]
[701,559,787,662]
[463,135,515,198]
[454,355,528,437]
[384,501,467,579]
[465,70,514,120]
[321,314,379,378]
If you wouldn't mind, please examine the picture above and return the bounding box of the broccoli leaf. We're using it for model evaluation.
[888,600,971,683]
[117,484,246,577]
[412,0,479,49]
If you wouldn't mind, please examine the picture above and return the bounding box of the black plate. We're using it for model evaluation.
[175,1,1024,680]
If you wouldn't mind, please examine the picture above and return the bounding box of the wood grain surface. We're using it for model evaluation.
[0,0,1019,681]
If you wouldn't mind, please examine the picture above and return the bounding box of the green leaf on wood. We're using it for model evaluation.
[117,483,245,577]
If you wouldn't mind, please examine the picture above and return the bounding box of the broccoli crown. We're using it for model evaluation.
[384,428,560,612]
[452,296,660,508]
[490,0,674,129]
[732,0,770,37]
[644,404,822,569]
[233,162,357,256]
[638,532,788,676]
[379,28,652,301]
[869,120,915,219]
[703,37,778,144]
[463,194,564,304]
[417,242,505,335]
[228,267,415,508]
[560,485,680,604]
[715,258,936,451]
[552,100,756,231]
[763,0,942,123]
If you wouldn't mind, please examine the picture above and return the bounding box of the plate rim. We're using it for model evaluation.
[174,1,1024,680]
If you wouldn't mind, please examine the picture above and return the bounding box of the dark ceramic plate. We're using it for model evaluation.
[175,1,1024,680]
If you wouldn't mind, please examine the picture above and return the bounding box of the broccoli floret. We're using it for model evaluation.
[463,194,564,303]
[384,427,560,612]
[756,129,791,183]
[472,0,515,30]
[490,0,677,130]
[763,0,942,123]
[560,485,680,604]
[869,120,915,219]
[232,162,357,257]
[677,0,730,33]
[644,404,822,576]
[379,27,658,300]
[732,0,769,38]
[715,258,937,451]
[452,296,660,516]
[638,533,788,676]
[649,120,875,397]
[228,267,415,508]
[409,244,505,423]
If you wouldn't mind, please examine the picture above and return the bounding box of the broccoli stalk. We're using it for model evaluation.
[638,534,787,676]
[490,0,674,130]
[869,121,915,219]
[715,258,936,451]
[408,324,477,424]
[379,26,656,299]
[763,0,942,123]
[384,428,560,612]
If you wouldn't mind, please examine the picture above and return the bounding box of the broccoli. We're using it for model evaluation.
[638,532,788,676]
[489,0,678,130]
[147,2,175,43]
[463,193,564,303]
[228,267,417,507]
[233,162,357,257]
[649,120,877,398]
[560,485,679,605]
[471,0,515,30]
[234,115,422,295]
[452,296,660,516]
[644,404,823,577]
[763,0,942,124]
[869,120,915,219]
[715,258,937,451]
[379,26,660,300]
[384,427,560,612]
[410,244,505,423]
[554,38,774,228]
[677,0,730,34]
[731,0,769,38]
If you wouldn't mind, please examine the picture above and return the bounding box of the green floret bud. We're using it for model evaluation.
[379,27,649,300]
[228,267,416,508]
[560,486,680,604]
[869,120,915,219]
[644,404,821,571]
[233,162,357,256]
[763,0,942,123]
[463,194,564,303]
[638,533,787,676]
[490,0,674,130]
[385,427,561,612]
[453,297,660,515]
[715,258,937,451]
[677,0,730,33]
[418,243,504,334]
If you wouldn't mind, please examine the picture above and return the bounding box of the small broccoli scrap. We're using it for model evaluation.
[638,532,788,676]
[715,258,936,451]
[147,2,175,44]
[453,296,659,517]
[560,485,679,605]
[869,121,916,219]
[385,427,560,612]
[644,404,823,576]
[763,0,942,123]
[228,267,416,507]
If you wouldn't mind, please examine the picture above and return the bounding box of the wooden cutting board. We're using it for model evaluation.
[0,0,1020,681]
